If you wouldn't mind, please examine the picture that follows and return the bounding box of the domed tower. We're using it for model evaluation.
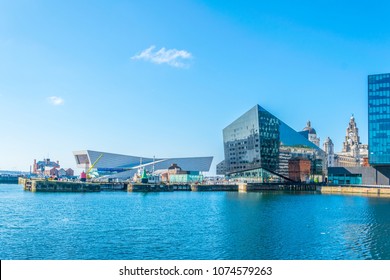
[323,137,335,167]
[302,121,320,147]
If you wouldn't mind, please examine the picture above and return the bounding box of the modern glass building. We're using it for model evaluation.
[218,105,326,183]
[368,73,390,165]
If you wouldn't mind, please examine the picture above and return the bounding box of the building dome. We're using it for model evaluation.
[302,121,317,134]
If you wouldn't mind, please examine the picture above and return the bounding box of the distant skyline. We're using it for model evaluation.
[1,0,390,174]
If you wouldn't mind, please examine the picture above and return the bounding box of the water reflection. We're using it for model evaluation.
[1,185,390,260]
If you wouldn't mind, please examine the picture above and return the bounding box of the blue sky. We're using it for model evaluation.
[1,0,390,173]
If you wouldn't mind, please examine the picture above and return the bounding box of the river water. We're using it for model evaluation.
[1,184,390,260]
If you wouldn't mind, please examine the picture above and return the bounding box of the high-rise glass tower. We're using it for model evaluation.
[368,73,390,165]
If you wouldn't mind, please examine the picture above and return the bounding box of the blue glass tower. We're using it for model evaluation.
[368,73,390,165]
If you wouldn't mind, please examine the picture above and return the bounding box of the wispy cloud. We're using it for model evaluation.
[47,96,64,106]
[131,45,192,68]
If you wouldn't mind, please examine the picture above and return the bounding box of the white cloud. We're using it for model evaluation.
[131,45,192,68]
[48,96,64,106]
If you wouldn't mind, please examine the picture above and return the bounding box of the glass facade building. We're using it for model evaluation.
[220,105,326,182]
[368,73,390,165]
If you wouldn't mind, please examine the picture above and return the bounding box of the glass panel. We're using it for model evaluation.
[222,105,326,182]
[368,73,390,165]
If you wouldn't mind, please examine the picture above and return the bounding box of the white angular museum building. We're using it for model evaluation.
[73,150,213,180]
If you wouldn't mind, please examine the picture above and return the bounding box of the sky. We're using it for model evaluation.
[1,0,390,174]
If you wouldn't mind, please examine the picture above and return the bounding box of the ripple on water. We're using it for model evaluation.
[1,185,390,259]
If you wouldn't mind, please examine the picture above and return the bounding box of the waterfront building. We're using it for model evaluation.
[73,150,213,180]
[57,168,67,178]
[328,73,390,185]
[341,115,361,157]
[32,158,75,178]
[216,160,226,175]
[327,115,369,168]
[288,158,311,183]
[334,154,359,167]
[44,167,59,177]
[323,137,335,168]
[161,164,203,184]
[217,105,326,182]
[145,164,203,184]
[368,73,390,165]
[299,121,320,147]
[65,168,74,177]
[33,158,60,174]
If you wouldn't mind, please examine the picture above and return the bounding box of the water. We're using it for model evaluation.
[1,184,390,260]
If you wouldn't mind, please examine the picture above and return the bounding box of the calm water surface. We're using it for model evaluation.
[1,184,390,260]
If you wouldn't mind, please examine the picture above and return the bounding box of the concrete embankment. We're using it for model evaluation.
[0,176,19,184]
[127,183,173,192]
[238,183,318,192]
[320,185,390,196]
[19,178,100,192]
[19,178,390,197]
[191,184,238,191]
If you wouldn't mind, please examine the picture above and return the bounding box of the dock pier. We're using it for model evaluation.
[191,184,237,191]
[16,178,390,196]
[238,182,318,192]
[19,178,100,192]
[0,175,19,184]
[127,183,173,192]
[320,185,390,196]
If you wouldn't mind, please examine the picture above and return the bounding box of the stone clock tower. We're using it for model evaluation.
[342,115,360,158]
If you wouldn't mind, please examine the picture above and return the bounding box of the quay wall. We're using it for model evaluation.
[0,176,19,184]
[191,184,237,192]
[19,178,32,190]
[31,180,100,192]
[239,183,318,192]
[100,183,126,191]
[20,178,100,192]
[127,183,173,192]
[171,184,191,191]
[320,185,390,196]
[18,178,390,197]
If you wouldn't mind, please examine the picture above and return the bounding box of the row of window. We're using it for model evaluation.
[368,91,390,97]
[369,83,390,90]
[369,154,390,164]
[229,165,247,170]
[369,129,390,135]
[259,133,279,138]
[369,108,390,115]
[369,98,390,106]
[369,74,390,81]
[328,175,362,185]
[369,132,390,138]
[227,139,259,147]
[229,160,260,165]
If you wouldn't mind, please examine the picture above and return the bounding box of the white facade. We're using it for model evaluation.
[301,121,320,147]
[73,150,213,180]
[331,115,369,167]
[323,137,335,167]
